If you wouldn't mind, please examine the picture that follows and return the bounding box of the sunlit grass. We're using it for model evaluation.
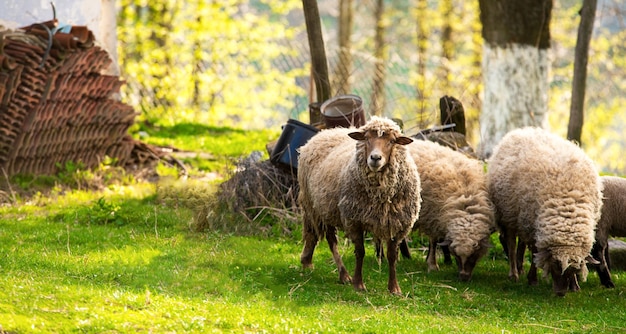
[2,186,626,333]
[2,125,626,333]
[136,122,281,174]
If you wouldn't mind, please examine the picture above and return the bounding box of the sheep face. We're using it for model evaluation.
[547,259,581,297]
[445,237,490,282]
[536,251,599,297]
[348,130,413,172]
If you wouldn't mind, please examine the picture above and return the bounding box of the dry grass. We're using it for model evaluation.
[157,156,301,236]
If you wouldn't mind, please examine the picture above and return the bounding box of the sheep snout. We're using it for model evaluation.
[368,149,386,172]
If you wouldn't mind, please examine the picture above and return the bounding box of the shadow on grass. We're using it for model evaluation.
[6,198,626,332]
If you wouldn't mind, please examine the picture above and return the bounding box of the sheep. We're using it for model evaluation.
[298,116,421,295]
[590,175,626,288]
[487,127,603,296]
[405,139,496,281]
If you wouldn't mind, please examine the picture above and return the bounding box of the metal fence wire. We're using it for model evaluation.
[118,0,626,173]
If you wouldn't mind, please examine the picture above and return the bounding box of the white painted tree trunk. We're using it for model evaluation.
[479,43,549,158]
[98,0,119,76]
[0,0,118,75]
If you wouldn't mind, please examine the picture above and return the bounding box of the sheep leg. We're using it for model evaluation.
[351,230,367,291]
[527,245,538,286]
[374,237,384,262]
[591,241,615,288]
[386,239,402,295]
[300,217,319,269]
[569,273,581,292]
[426,237,440,272]
[325,226,351,284]
[505,230,519,282]
[380,238,411,260]
[516,240,526,276]
[399,238,412,259]
[441,243,452,265]
[605,244,612,270]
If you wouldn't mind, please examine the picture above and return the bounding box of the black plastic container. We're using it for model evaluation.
[270,119,319,171]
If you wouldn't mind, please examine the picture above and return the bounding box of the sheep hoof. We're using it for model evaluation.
[427,264,440,273]
[339,272,352,284]
[603,281,616,289]
[388,285,402,296]
[353,282,366,292]
[301,263,314,270]
[508,274,519,282]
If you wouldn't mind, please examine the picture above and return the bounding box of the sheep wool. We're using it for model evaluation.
[298,116,421,294]
[339,118,421,243]
[407,139,495,280]
[590,176,626,288]
[488,127,602,283]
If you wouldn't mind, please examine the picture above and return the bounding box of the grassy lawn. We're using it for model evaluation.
[1,124,625,333]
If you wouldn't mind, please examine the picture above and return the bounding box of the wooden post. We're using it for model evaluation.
[439,95,466,135]
[302,0,331,104]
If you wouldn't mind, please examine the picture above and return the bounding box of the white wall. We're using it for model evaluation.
[0,0,118,75]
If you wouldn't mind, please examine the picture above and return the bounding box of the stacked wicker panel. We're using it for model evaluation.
[0,20,135,175]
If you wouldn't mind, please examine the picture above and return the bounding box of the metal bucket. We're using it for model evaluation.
[321,94,366,128]
[270,119,319,171]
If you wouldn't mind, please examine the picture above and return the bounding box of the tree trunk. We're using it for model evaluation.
[567,0,597,145]
[99,0,119,76]
[478,0,552,158]
[302,0,332,103]
[332,0,354,95]
[370,0,386,116]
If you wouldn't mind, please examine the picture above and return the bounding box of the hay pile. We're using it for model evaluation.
[158,152,300,236]
[215,154,300,235]
[219,154,299,214]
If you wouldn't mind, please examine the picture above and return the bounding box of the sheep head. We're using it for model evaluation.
[439,236,491,282]
[348,129,413,173]
[535,250,600,297]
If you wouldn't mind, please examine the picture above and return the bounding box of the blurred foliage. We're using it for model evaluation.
[549,0,626,173]
[117,0,307,128]
[116,0,626,173]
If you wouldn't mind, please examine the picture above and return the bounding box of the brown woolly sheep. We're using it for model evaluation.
[406,140,496,281]
[298,116,421,295]
[590,176,626,288]
[487,127,603,297]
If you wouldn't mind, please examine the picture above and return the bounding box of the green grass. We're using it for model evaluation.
[2,124,626,333]
[137,123,281,174]
[1,186,626,333]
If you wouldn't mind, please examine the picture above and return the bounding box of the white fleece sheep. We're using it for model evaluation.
[487,127,603,296]
[298,116,421,295]
[590,176,626,288]
[406,139,496,281]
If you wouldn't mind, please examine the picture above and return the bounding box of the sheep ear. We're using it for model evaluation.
[481,237,493,248]
[437,239,451,247]
[585,255,600,265]
[395,136,413,145]
[348,131,366,141]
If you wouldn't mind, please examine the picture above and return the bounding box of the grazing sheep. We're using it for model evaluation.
[487,127,603,296]
[590,176,626,288]
[298,116,421,295]
[406,139,496,281]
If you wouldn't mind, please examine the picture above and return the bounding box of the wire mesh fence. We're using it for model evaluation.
[117,0,626,173]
